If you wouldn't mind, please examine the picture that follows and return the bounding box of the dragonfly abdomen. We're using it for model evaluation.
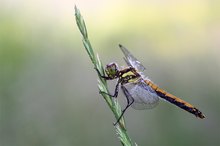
[145,80,205,119]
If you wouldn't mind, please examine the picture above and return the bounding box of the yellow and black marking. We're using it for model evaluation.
[145,80,205,119]
[119,67,141,85]
[98,65,142,125]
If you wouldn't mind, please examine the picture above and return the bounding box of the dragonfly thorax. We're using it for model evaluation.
[105,62,119,79]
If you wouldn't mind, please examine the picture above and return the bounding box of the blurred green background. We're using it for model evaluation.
[1,0,220,146]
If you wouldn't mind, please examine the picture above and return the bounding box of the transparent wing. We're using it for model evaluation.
[121,80,159,110]
[119,44,146,72]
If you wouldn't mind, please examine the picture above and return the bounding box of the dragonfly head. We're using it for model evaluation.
[105,62,119,79]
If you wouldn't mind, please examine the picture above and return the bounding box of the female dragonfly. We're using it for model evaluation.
[98,44,205,125]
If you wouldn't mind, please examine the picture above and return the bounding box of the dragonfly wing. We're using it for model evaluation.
[121,80,159,110]
[119,44,146,72]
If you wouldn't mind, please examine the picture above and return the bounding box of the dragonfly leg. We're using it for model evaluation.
[99,80,120,98]
[94,68,112,80]
[114,86,134,126]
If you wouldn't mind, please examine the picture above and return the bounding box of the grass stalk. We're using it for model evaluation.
[74,6,135,146]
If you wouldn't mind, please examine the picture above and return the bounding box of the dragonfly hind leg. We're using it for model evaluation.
[114,85,134,126]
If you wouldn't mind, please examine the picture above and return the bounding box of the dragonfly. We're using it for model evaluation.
[98,44,205,125]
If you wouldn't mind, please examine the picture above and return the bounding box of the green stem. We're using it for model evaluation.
[74,6,134,146]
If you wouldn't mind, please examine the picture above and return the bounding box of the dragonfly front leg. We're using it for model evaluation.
[95,68,112,80]
[114,85,134,126]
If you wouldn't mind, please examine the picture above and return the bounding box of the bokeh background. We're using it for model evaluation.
[1,0,220,146]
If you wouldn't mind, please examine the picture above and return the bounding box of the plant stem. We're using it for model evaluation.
[74,6,134,146]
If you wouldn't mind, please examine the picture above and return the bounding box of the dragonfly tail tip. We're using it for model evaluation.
[119,44,124,48]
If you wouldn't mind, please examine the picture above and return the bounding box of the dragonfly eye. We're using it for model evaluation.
[105,62,119,78]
